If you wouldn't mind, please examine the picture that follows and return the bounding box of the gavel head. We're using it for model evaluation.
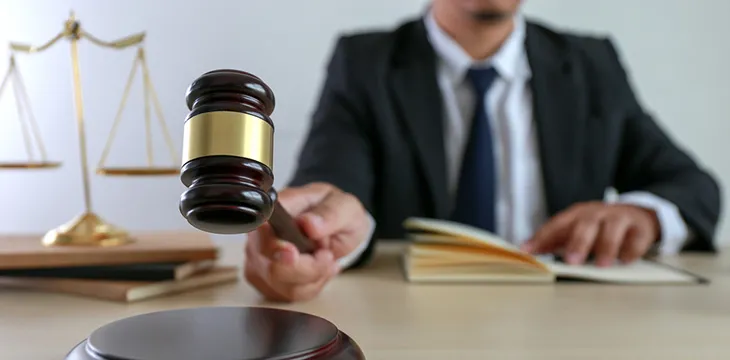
[179,69,278,234]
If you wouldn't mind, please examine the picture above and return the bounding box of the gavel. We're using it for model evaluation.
[64,70,365,360]
[178,69,316,253]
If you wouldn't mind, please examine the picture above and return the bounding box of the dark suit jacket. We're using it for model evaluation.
[288,17,722,268]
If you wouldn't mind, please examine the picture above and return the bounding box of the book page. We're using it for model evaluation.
[547,260,702,284]
[403,252,555,283]
[403,217,521,252]
[402,217,549,274]
[409,242,550,271]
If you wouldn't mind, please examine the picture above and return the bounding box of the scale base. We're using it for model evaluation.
[64,306,365,360]
[43,212,132,247]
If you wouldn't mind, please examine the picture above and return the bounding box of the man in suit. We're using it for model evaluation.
[244,0,721,302]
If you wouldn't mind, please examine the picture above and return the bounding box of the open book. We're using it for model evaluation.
[401,217,707,284]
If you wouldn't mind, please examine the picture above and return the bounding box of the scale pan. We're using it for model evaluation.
[96,166,179,176]
[0,161,61,169]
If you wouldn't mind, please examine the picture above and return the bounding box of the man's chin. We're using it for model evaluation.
[470,10,512,23]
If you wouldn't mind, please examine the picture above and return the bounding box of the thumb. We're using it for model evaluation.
[276,183,337,216]
[297,194,339,240]
[297,191,363,240]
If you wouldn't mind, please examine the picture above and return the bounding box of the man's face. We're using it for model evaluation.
[439,0,522,22]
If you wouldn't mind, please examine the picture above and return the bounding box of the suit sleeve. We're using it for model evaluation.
[603,38,722,252]
[287,36,379,268]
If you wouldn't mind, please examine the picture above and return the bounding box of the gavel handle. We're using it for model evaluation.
[268,200,317,254]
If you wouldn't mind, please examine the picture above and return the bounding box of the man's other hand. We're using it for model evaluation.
[521,202,661,267]
[244,182,371,302]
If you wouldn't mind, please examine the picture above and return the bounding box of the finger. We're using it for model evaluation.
[276,183,338,216]
[268,248,337,285]
[275,267,339,302]
[298,191,365,240]
[329,233,361,260]
[244,226,337,303]
[244,232,290,301]
[249,223,300,263]
[618,226,654,264]
[564,217,601,265]
[272,241,301,265]
[244,226,299,287]
[245,230,267,270]
[522,209,578,254]
[593,216,630,267]
[244,261,288,302]
[248,223,274,256]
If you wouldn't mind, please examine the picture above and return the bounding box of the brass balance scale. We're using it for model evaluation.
[0,11,179,247]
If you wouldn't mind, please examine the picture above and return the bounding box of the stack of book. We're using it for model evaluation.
[0,231,238,302]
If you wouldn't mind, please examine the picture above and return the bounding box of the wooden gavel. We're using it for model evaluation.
[178,69,315,253]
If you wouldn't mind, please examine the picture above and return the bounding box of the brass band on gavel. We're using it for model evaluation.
[182,111,274,170]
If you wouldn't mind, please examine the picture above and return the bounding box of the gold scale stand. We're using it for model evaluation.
[0,12,179,247]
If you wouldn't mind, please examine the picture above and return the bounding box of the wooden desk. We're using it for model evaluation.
[1,239,729,360]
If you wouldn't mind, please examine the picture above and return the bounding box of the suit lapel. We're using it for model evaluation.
[386,20,588,218]
[525,23,588,215]
[390,20,450,219]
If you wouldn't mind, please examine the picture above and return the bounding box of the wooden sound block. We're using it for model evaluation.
[64,307,366,360]
[0,232,218,270]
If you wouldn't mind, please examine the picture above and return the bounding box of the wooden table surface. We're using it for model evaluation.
[1,238,729,360]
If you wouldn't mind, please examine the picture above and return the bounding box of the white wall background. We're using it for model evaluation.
[0,0,728,247]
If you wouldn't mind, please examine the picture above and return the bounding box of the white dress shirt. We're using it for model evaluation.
[338,11,690,268]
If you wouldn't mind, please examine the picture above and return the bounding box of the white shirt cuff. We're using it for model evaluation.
[336,212,376,269]
[615,191,691,255]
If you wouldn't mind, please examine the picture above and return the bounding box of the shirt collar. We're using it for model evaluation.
[424,9,531,83]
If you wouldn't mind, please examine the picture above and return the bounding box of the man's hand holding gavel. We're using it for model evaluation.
[244,182,372,302]
[176,69,372,303]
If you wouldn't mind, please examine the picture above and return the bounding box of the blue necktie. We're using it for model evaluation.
[450,67,498,232]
